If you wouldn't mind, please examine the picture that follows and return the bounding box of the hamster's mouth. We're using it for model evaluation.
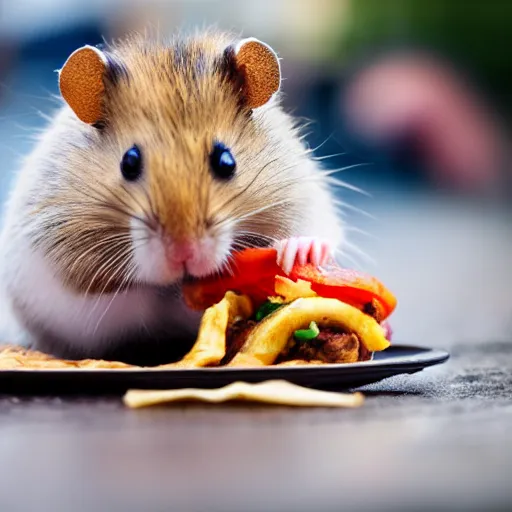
[181,269,222,285]
[182,271,199,284]
[148,239,274,289]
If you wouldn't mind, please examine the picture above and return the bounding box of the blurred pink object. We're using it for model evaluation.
[381,320,392,341]
[342,54,507,192]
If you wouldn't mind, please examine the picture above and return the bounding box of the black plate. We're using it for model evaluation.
[0,344,449,395]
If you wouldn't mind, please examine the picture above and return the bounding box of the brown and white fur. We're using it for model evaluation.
[0,31,345,365]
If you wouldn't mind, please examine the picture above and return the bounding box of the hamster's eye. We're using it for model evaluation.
[121,145,143,181]
[209,142,236,180]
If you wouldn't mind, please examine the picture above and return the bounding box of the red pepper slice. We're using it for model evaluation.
[288,263,397,320]
[182,248,397,320]
[182,248,280,310]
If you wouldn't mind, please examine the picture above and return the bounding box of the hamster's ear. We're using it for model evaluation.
[227,38,281,109]
[58,45,107,125]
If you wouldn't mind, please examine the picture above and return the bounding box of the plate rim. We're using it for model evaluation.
[0,344,450,375]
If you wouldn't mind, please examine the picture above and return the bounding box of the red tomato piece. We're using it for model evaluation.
[182,248,397,320]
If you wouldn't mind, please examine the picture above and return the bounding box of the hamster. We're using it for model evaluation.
[0,30,345,365]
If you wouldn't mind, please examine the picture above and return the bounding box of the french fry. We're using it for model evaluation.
[161,291,253,369]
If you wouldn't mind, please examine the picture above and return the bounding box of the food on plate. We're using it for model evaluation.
[0,249,397,372]
[0,345,134,369]
[224,297,384,367]
[183,248,397,367]
[183,247,396,321]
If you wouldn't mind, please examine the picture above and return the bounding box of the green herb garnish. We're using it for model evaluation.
[255,300,284,321]
[293,321,320,341]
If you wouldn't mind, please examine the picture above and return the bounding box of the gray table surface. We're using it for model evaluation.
[0,191,511,512]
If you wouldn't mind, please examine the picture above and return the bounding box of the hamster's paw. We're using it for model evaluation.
[275,237,332,275]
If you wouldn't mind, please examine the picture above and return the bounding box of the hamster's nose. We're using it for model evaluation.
[166,240,196,266]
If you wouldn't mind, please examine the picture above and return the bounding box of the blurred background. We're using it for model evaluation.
[0,0,511,345]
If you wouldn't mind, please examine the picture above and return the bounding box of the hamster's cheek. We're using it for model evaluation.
[130,218,183,285]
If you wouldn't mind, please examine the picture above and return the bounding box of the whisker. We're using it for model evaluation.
[343,226,380,241]
[210,157,281,218]
[86,236,151,320]
[85,248,135,320]
[216,198,294,230]
[233,230,279,246]
[219,251,236,277]
[333,200,378,221]
[213,157,369,227]
[66,172,155,229]
[319,162,373,176]
[93,264,138,335]
[334,249,365,270]
[297,130,314,143]
[311,152,348,162]
[343,240,376,266]
[68,236,132,274]
[83,245,134,298]
[304,133,333,155]
[230,240,264,252]
[232,168,367,210]
[323,176,371,197]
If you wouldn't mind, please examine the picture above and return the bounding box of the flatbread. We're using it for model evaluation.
[0,345,133,369]
[123,380,364,408]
